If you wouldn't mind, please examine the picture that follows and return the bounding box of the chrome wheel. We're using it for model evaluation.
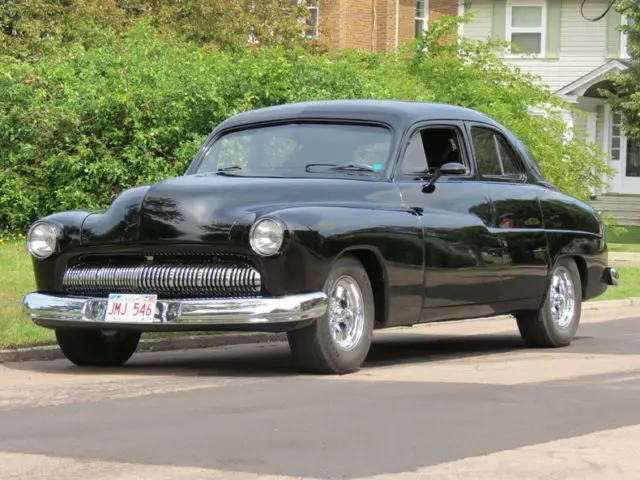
[549,266,576,329]
[328,275,365,351]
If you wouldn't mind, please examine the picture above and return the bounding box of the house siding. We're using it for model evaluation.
[463,0,613,92]
[464,4,494,40]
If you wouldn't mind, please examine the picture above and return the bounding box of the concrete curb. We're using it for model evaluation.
[583,297,640,310]
[0,332,287,364]
[2,298,638,364]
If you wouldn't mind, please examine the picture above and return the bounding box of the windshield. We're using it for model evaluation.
[193,123,393,177]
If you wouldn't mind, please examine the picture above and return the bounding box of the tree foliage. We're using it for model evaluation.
[604,1,640,139]
[0,14,614,235]
[0,0,316,58]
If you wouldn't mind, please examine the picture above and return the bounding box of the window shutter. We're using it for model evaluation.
[546,0,561,58]
[492,0,507,41]
[606,9,622,58]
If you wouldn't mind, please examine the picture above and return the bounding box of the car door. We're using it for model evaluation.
[393,120,504,321]
[465,122,549,306]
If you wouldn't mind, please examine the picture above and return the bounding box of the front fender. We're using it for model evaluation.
[28,210,92,292]
[252,205,425,328]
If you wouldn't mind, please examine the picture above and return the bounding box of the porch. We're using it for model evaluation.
[556,59,640,203]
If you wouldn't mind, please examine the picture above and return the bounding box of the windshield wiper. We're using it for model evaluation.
[305,163,378,173]
[215,165,242,176]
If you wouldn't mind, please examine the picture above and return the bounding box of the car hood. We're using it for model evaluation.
[81,174,394,246]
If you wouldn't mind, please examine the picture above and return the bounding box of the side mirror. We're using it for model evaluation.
[422,162,468,193]
[438,162,468,176]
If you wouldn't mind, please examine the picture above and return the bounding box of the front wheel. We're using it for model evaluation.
[55,329,141,367]
[287,255,375,374]
[515,258,582,348]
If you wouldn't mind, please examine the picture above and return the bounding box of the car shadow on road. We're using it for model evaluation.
[364,332,527,368]
[4,330,543,379]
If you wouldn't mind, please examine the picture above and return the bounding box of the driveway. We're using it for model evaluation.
[1,305,640,479]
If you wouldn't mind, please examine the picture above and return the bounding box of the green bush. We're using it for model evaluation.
[0,16,614,236]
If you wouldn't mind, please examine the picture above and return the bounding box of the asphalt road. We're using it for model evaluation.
[1,305,640,479]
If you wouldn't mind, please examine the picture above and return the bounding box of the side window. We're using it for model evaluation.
[401,126,467,177]
[401,131,428,175]
[471,127,524,179]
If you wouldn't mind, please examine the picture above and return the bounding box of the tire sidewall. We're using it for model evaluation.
[315,256,375,371]
[540,258,582,345]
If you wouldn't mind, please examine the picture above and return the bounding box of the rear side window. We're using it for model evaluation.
[471,127,524,179]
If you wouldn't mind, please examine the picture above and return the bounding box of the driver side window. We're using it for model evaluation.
[400,126,467,177]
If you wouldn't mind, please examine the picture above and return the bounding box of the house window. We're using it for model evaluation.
[611,112,622,161]
[506,4,546,56]
[621,15,634,58]
[305,4,319,39]
[293,1,319,40]
[416,0,428,37]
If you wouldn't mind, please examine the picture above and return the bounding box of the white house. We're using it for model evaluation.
[459,0,640,203]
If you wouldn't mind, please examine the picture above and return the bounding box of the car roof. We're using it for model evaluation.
[215,99,502,131]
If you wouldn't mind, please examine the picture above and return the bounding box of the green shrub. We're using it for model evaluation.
[0,16,614,236]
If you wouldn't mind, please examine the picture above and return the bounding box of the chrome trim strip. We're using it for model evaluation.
[23,292,328,327]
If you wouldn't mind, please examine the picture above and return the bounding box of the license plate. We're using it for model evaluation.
[105,294,157,323]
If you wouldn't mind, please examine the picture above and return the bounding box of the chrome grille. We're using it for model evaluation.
[62,263,262,298]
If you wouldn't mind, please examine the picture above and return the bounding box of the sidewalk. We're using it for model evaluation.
[609,251,640,267]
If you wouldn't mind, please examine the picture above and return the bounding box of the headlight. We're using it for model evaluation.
[27,222,59,259]
[249,218,286,257]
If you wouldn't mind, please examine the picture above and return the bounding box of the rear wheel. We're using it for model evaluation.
[287,255,375,374]
[55,329,141,367]
[515,258,582,348]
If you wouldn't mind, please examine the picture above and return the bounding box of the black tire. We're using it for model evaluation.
[287,255,375,374]
[55,329,141,367]
[515,257,582,348]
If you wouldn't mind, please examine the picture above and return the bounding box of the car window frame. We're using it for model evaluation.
[464,121,529,184]
[392,120,477,183]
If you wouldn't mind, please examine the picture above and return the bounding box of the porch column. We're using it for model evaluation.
[586,111,598,197]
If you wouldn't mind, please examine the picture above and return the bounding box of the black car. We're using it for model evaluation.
[23,100,619,374]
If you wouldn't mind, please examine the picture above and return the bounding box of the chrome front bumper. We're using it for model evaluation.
[23,292,328,330]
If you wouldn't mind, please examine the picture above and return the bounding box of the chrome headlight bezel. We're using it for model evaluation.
[249,217,288,257]
[26,221,60,259]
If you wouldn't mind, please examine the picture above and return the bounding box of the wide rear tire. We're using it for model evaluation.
[55,329,141,367]
[287,255,375,374]
[515,258,582,348]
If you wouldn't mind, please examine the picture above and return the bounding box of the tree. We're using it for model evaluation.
[0,0,316,58]
[604,1,640,139]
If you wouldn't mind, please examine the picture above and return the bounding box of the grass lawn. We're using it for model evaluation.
[606,226,640,252]
[608,243,640,253]
[596,266,640,302]
[0,240,55,348]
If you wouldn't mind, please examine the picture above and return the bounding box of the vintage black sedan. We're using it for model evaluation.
[23,100,619,374]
